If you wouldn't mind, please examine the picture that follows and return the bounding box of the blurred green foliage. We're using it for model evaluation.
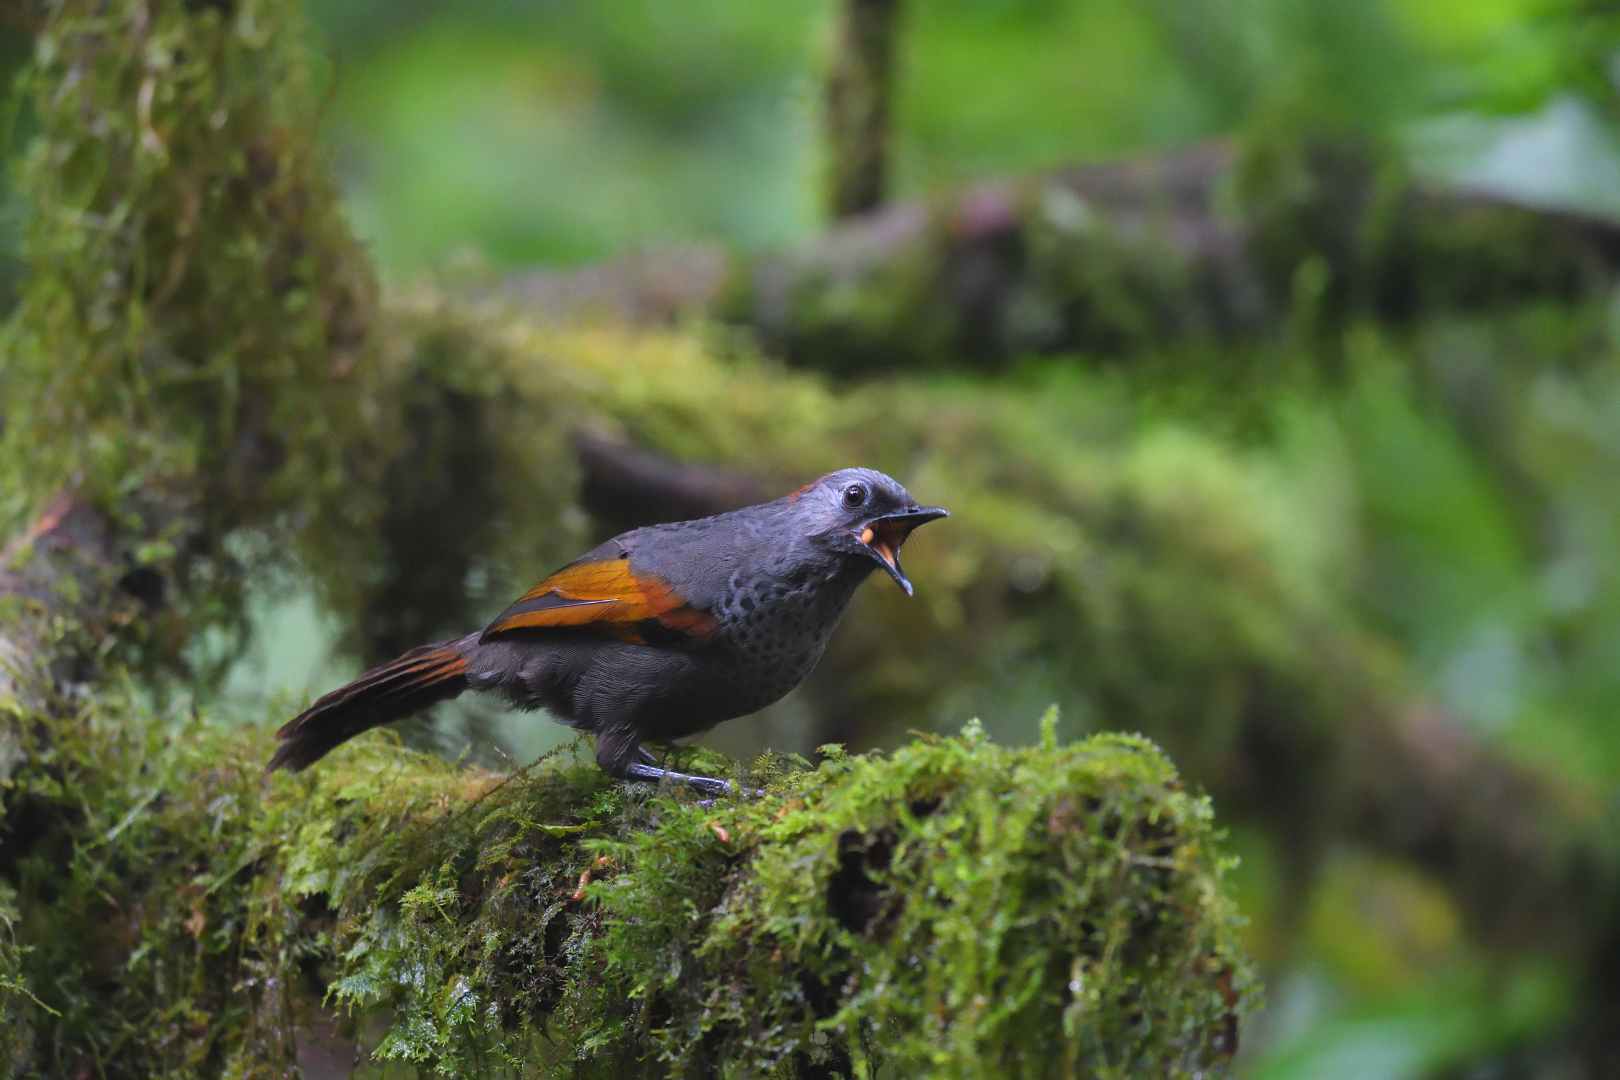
[299,0,1620,276]
[307,0,823,271]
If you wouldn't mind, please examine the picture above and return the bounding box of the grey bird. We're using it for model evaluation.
[268,468,949,794]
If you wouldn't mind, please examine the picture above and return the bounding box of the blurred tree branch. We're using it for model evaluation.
[508,139,1620,370]
[573,428,765,532]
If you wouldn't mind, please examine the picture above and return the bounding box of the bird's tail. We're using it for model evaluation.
[267,637,471,773]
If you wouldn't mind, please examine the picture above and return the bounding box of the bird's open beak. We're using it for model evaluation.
[857,506,949,596]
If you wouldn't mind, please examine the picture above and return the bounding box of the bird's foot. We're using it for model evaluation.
[622,760,740,798]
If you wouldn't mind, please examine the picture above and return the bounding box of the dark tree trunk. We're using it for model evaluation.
[823,0,903,219]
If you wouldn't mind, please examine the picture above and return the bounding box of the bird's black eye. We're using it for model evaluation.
[842,482,869,509]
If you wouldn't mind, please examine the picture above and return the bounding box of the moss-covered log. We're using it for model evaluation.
[2,693,1252,1076]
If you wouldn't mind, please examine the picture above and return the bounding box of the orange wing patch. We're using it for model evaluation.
[480,557,718,645]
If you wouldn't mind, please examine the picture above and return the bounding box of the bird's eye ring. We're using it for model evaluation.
[842,483,868,509]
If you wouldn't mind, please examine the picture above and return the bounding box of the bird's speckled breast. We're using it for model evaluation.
[700,556,871,720]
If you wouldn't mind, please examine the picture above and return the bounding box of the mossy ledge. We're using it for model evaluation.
[1,699,1252,1077]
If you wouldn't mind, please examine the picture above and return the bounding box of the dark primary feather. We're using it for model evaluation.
[267,639,469,772]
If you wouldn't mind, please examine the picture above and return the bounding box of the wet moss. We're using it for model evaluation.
[1,695,1253,1077]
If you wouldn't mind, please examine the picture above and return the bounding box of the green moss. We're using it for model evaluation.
[299,297,1547,938]
[0,882,42,1077]
[0,0,394,704]
[1,0,377,534]
[2,693,1253,1077]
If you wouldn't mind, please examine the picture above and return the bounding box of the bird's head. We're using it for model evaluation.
[790,467,949,596]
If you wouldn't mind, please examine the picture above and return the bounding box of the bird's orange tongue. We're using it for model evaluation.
[857,504,948,596]
[859,521,904,574]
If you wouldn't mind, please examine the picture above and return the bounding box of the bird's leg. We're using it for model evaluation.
[604,736,736,796]
[622,759,734,798]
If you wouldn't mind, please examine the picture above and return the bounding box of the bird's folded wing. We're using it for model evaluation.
[480,556,717,643]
